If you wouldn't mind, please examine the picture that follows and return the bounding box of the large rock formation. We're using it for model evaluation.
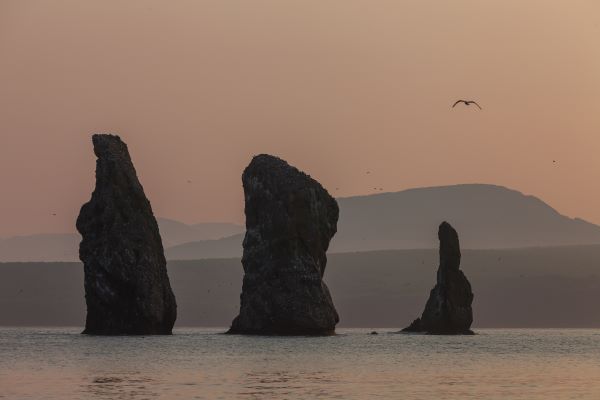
[228,154,339,335]
[403,221,474,334]
[76,134,177,335]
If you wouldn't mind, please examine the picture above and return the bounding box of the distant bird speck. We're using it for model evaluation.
[452,100,482,110]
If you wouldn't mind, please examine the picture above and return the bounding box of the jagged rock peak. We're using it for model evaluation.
[76,133,177,335]
[228,154,339,335]
[439,221,461,271]
[402,221,474,335]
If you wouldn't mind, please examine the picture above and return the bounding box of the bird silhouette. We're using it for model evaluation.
[452,100,482,110]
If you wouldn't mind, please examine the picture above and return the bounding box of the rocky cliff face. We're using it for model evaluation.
[228,154,339,335]
[76,134,177,335]
[403,221,474,334]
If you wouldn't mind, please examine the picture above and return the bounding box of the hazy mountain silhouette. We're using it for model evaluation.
[156,218,244,247]
[3,184,600,261]
[166,184,600,260]
[332,184,600,250]
[165,234,244,260]
[0,219,243,262]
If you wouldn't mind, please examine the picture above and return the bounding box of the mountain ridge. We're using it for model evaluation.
[3,184,600,261]
[167,184,600,259]
[0,220,244,262]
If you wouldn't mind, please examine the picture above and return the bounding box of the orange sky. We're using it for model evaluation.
[0,1,599,237]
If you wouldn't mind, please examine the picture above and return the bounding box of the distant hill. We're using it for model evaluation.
[3,245,600,328]
[156,218,243,247]
[4,184,600,261]
[332,184,600,250]
[166,184,600,260]
[0,219,243,262]
[165,234,244,260]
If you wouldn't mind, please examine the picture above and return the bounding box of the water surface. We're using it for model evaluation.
[1,328,599,399]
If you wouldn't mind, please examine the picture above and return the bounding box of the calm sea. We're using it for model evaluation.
[1,327,599,399]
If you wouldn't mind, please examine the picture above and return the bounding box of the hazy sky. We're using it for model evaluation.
[1,1,599,237]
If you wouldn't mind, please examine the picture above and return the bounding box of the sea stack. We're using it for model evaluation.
[403,221,474,334]
[76,134,177,335]
[228,154,339,335]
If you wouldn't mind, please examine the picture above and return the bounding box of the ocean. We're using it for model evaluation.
[1,327,599,399]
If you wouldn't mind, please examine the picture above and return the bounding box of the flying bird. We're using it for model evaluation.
[452,100,482,110]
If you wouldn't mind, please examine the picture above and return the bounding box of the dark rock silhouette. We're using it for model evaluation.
[403,221,474,334]
[76,134,177,335]
[228,154,339,335]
